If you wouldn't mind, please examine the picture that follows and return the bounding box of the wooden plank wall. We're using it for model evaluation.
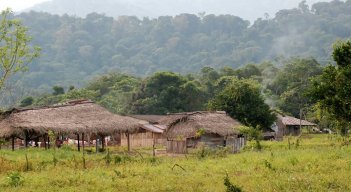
[166,140,187,154]
[200,134,225,148]
[227,137,246,153]
[121,132,166,147]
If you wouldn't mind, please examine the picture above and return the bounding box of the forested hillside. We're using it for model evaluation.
[2,0,351,105]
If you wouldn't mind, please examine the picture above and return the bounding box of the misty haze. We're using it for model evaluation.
[25,0,332,22]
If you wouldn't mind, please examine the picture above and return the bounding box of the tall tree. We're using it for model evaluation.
[309,40,351,135]
[268,58,322,117]
[0,9,40,89]
[132,72,205,114]
[209,77,276,130]
[52,86,65,95]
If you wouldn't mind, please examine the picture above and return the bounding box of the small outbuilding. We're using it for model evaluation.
[273,114,317,140]
[160,111,245,154]
[120,115,166,148]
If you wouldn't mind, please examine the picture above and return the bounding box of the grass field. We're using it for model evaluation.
[0,134,350,192]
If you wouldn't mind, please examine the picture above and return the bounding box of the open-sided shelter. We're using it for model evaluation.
[160,111,245,154]
[0,100,146,151]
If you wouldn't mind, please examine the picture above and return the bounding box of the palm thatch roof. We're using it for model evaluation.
[0,100,147,138]
[159,111,242,139]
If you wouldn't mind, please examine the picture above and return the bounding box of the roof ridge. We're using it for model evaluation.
[7,99,94,113]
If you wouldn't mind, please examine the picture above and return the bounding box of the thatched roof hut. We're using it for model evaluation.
[0,100,146,138]
[160,111,241,139]
[159,111,245,154]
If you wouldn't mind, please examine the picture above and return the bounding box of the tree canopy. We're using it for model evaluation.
[0,9,40,90]
[309,40,351,135]
[267,58,322,117]
[1,0,351,106]
[209,77,276,130]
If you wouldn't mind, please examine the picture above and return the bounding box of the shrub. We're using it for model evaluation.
[114,155,122,164]
[215,146,230,158]
[7,171,24,187]
[224,173,242,192]
[113,169,126,178]
[289,157,299,166]
[104,149,112,165]
[195,145,212,159]
[263,159,275,171]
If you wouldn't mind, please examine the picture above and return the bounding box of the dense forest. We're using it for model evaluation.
[1,0,350,105]
[18,56,322,131]
[1,0,351,133]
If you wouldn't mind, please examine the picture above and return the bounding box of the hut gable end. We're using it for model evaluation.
[160,111,242,139]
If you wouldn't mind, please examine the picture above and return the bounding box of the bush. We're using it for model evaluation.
[263,159,276,171]
[113,154,133,164]
[7,172,24,187]
[195,145,230,159]
[195,145,212,159]
[224,173,242,192]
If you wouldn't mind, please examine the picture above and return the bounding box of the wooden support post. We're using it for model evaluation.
[96,138,99,153]
[82,133,85,152]
[44,134,47,149]
[101,136,105,151]
[12,136,15,151]
[152,132,156,157]
[127,133,131,152]
[87,134,90,147]
[77,133,80,152]
[24,131,28,148]
[34,137,39,147]
[48,134,50,149]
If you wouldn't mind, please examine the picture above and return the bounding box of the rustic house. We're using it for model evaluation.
[160,111,245,154]
[120,115,166,148]
[273,114,317,140]
[0,100,145,151]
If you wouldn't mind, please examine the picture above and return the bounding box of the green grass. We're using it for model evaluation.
[0,134,350,191]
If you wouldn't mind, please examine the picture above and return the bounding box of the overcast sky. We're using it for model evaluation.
[1,0,332,12]
[0,0,50,11]
[0,0,333,22]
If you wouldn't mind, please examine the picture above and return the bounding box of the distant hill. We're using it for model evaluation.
[26,0,332,22]
[1,0,351,106]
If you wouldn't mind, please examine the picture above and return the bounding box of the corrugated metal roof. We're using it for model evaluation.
[130,115,165,124]
[141,124,164,133]
[281,116,316,126]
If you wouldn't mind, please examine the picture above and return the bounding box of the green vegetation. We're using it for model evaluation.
[19,54,326,131]
[309,40,351,136]
[0,8,40,90]
[1,0,351,105]
[13,55,325,131]
[267,58,322,117]
[1,2,351,191]
[209,77,276,129]
[0,134,350,191]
